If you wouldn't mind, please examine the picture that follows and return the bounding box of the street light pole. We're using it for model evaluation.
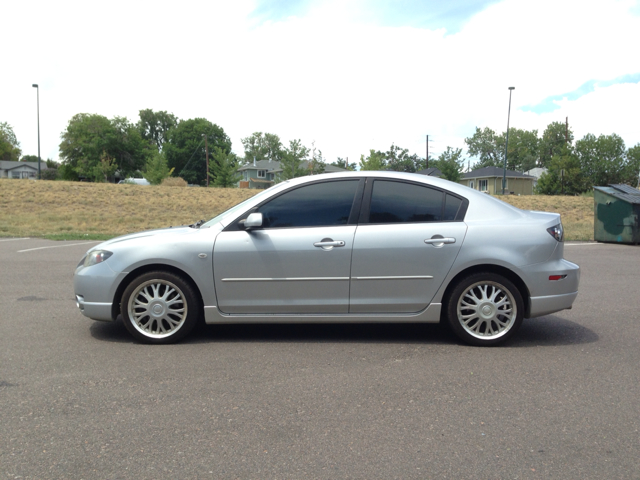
[32,84,41,180]
[503,86,515,195]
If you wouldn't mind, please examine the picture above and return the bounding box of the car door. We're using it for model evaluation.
[349,179,468,313]
[213,179,363,314]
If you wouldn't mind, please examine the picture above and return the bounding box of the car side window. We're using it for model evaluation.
[443,194,463,221]
[257,180,360,228]
[368,180,444,223]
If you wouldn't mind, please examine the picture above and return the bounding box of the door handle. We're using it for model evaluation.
[314,240,345,248]
[424,237,456,245]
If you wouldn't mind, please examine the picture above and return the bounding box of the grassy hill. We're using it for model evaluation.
[0,179,594,241]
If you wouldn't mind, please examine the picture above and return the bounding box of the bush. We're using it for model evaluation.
[161,177,188,187]
[41,169,59,181]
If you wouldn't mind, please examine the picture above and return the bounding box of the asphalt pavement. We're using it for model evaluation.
[1,238,638,479]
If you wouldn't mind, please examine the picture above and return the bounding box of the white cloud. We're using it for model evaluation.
[1,0,639,166]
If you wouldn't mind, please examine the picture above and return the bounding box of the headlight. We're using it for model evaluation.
[83,250,113,267]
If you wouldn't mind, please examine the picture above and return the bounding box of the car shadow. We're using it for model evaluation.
[89,315,598,347]
[89,317,134,343]
[507,315,599,347]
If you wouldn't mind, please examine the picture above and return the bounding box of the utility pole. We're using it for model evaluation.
[32,84,41,180]
[426,135,429,169]
[203,134,209,187]
[425,135,433,169]
[503,87,515,195]
[565,117,569,144]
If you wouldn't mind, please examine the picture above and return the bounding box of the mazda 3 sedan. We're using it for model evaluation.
[74,171,580,346]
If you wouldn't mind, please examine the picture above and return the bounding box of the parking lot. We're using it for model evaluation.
[1,238,639,479]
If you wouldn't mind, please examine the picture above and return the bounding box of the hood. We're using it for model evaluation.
[91,226,196,251]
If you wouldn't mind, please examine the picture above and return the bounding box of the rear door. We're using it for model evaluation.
[349,179,467,313]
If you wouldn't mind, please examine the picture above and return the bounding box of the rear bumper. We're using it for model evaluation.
[528,291,578,318]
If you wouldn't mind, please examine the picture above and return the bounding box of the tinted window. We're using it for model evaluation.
[369,181,443,223]
[443,194,462,221]
[258,180,359,228]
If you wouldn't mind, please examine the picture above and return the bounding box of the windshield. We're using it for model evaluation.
[201,183,288,228]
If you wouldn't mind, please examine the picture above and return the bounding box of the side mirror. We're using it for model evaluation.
[241,212,263,229]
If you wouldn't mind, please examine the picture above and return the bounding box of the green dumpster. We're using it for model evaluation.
[594,184,640,245]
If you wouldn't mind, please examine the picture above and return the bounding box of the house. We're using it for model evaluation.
[415,167,442,177]
[523,167,548,190]
[460,166,535,195]
[0,160,47,179]
[237,159,346,189]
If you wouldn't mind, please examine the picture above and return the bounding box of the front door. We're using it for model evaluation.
[213,179,362,314]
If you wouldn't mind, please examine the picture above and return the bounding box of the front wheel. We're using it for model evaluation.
[121,271,201,344]
[445,273,524,346]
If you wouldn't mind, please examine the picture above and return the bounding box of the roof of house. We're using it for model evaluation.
[237,159,346,174]
[462,166,534,179]
[0,160,47,171]
[523,167,548,179]
[238,159,282,172]
[415,167,442,177]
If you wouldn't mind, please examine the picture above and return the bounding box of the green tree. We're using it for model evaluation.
[111,116,150,176]
[576,133,627,188]
[498,128,539,172]
[359,149,386,171]
[466,127,539,171]
[430,147,464,182]
[143,149,173,185]
[384,144,425,172]
[280,139,309,180]
[536,146,583,195]
[20,154,40,162]
[465,127,502,168]
[137,109,178,151]
[59,113,149,181]
[164,118,231,185]
[307,143,326,175]
[331,157,356,171]
[626,144,640,187]
[540,121,574,167]
[0,122,22,161]
[241,132,283,163]
[210,147,241,187]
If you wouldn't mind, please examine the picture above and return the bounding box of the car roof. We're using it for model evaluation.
[280,171,525,221]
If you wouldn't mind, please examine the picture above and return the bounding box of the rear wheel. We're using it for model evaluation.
[445,273,523,346]
[121,271,201,344]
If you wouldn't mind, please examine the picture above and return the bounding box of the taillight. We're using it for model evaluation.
[547,223,564,242]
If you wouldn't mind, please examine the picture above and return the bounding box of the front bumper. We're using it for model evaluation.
[75,295,113,322]
[74,260,126,322]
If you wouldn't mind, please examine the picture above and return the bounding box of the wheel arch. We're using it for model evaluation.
[440,264,532,319]
[111,263,205,321]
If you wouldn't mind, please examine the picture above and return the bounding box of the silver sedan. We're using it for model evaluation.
[74,171,580,346]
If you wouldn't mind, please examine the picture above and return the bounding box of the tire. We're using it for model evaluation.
[121,271,201,344]
[445,273,524,346]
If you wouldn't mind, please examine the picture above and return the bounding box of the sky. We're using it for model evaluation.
[2,0,640,167]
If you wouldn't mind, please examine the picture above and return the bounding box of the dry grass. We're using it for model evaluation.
[0,180,257,239]
[0,179,595,241]
[497,194,594,241]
